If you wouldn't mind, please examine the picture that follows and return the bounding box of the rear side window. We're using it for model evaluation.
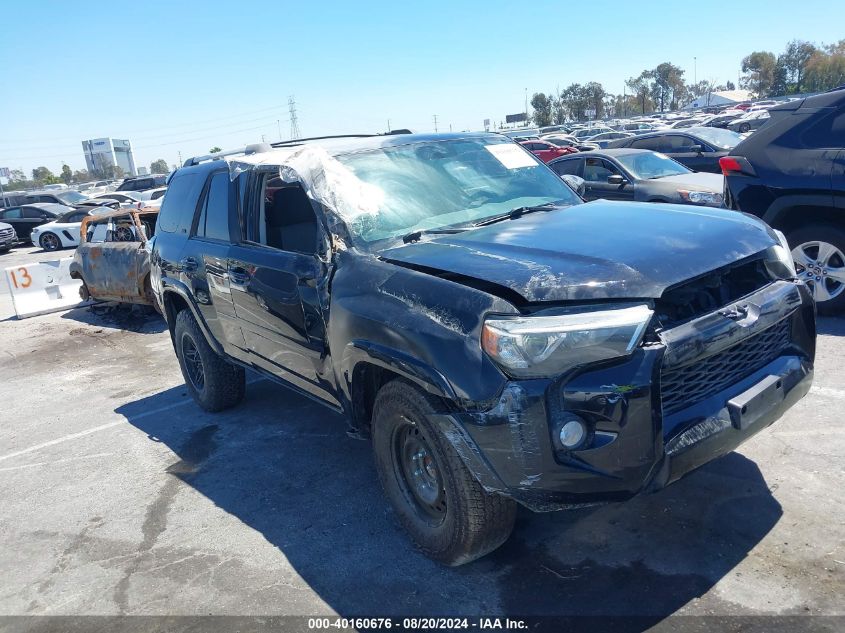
[158,173,202,234]
[195,172,231,241]
[631,136,665,151]
[801,111,845,149]
[551,159,582,176]
[23,207,48,218]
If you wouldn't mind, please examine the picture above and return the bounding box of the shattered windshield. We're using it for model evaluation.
[333,137,581,244]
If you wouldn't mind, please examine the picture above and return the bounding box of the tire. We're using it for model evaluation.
[739,123,751,133]
[174,309,245,412]
[786,223,845,315]
[39,232,61,252]
[372,379,516,566]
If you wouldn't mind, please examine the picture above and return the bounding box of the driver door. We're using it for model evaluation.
[582,158,633,201]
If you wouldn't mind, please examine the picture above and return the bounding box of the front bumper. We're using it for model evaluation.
[433,280,815,511]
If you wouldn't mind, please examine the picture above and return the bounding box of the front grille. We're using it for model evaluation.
[660,318,791,416]
[0,227,14,240]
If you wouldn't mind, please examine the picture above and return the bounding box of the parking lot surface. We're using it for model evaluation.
[0,245,843,622]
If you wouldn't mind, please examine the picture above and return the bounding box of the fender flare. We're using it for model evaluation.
[160,279,225,356]
[762,194,836,228]
[340,339,458,403]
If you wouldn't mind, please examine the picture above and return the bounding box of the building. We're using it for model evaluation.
[81,138,137,177]
[683,89,755,110]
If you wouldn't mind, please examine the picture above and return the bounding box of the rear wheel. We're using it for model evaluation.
[40,233,61,252]
[174,309,245,411]
[739,122,751,133]
[372,380,516,566]
[787,224,845,315]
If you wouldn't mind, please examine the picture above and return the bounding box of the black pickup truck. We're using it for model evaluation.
[151,133,815,565]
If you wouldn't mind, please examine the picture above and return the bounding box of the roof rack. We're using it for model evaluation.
[183,131,413,167]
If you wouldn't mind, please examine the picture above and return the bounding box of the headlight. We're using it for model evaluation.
[765,229,797,278]
[481,304,653,378]
[679,190,723,206]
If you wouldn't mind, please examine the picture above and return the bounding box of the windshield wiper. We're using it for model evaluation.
[473,202,560,227]
[401,228,468,244]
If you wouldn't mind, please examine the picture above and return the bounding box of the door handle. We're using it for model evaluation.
[228,267,251,285]
[181,257,198,272]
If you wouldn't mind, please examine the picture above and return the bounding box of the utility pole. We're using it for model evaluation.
[288,96,301,140]
[387,119,391,132]
[433,114,438,133]
[524,87,528,124]
[261,134,266,143]
[277,119,282,141]
[177,151,182,165]
[694,56,697,87]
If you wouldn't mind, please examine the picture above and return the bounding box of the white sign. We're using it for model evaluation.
[485,144,537,169]
[585,108,597,119]
[5,258,89,319]
[0,167,9,179]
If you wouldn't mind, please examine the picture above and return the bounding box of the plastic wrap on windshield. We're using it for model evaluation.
[274,145,383,223]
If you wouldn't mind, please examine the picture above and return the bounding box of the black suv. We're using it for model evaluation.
[607,127,743,173]
[116,174,168,192]
[721,88,845,314]
[151,133,815,565]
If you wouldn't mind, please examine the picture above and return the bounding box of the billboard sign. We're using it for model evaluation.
[505,112,527,124]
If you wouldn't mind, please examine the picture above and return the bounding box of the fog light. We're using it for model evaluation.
[558,417,587,449]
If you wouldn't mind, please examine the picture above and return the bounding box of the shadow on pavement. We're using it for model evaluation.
[61,302,166,333]
[816,315,845,337]
[115,379,781,624]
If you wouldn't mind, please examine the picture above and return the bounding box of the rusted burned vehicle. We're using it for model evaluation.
[69,209,160,310]
[151,134,815,566]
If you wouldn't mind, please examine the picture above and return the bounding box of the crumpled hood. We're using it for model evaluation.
[379,200,777,303]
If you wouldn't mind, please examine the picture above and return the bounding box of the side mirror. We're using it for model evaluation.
[607,174,626,185]
[689,145,703,154]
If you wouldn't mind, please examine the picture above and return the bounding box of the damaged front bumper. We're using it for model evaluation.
[431,280,815,512]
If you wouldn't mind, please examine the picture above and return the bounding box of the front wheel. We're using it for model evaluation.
[739,123,751,133]
[40,233,61,251]
[372,380,516,566]
[174,309,245,411]
[787,224,845,315]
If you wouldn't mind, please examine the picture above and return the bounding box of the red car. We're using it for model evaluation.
[519,140,577,163]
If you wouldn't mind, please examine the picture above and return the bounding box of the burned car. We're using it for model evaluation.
[151,133,815,565]
[70,209,160,309]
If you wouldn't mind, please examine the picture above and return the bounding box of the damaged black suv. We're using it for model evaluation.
[151,133,815,565]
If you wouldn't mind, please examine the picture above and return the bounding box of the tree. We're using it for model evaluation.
[32,166,57,184]
[726,80,736,91]
[150,159,169,174]
[649,62,686,112]
[72,169,90,183]
[740,51,777,97]
[803,40,845,93]
[530,93,553,126]
[113,165,125,179]
[9,169,25,182]
[626,71,653,114]
[780,40,817,93]
[209,146,222,153]
[60,164,72,185]
[583,82,606,119]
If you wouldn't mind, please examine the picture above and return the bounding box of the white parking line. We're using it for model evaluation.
[0,377,266,464]
[0,452,115,473]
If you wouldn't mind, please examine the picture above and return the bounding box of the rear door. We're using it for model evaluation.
[20,206,54,241]
[0,208,25,239]
[179,169,245,354]
[228,170,338,406]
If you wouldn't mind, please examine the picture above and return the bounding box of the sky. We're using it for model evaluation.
[1,0,844,178]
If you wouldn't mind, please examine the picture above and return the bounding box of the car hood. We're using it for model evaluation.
[653,172,724,191]
[379,200,776,303]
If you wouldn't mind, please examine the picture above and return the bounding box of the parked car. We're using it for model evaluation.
[0,203,70,243]
[0,222,16,252]
[585,131,635,148]
[69,209,160,308]
[29,208,94,251]
[24,189,91,208]
[93,188,166,209]
[703,111,744,128]
[0,192,29,209]
[151,133,813,565]
[607,127,743,173]
[727,110,770,134]
[721,87,845,313]
[518,139,576,162]
[549,149,723,206]
[116,174,168,192]
[573,126,614,140]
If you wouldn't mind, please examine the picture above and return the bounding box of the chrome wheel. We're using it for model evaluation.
[394,419,447,524]
[40,233,60,251]
[180,334,205,391]
[792,240,845,303]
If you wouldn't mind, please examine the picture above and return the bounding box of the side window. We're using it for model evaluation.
[158,173,202,234]
[195,172,231,241]
[1,208,21,219]
[551,159,582,177]
[23,207,47,219]
[259,174,320,254]
[583,158,620,182]
[630,136,664,151]
[801,111,845,149]
[38,195,55,203]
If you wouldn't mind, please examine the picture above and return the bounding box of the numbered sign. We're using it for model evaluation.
[4,258,89,319]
